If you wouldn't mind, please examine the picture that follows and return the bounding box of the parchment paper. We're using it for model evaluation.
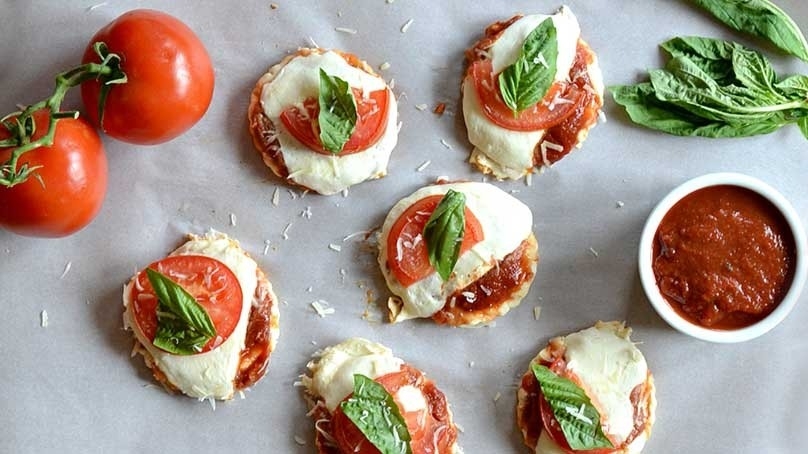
[1,1,807,453]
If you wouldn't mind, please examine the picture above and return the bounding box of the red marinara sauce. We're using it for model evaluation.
[652,185,796,330]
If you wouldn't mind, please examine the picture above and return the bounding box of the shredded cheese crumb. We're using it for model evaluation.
[263,240,271,255]
[270,3,279,9]
[525,172,533,187]
[86,2,107,12]
[301,206,313,219]
[564,404,594,425]
[400,18,413,33]
[589,247,599,258]
[416,160,431,172]
[598,110,608,123]
[342,188,349,198]
[440,139,452,149]
[282,223,293,240]
[342,230,370,242]
[493,392,502,402]
[328,243,342,252]
[294,435,306,446]
[311,300,335,317]
[469,361,475,368]
[533,306,542,321]
[379,62,391,71]
[230,213,237,226]
[307,36,319,48]
[59,261,72,279]
[272,187,280,206]
[415,103,428,111]
[40,310,48,328]
[238,390,246,399]
[335,27,357,34]
[616,201,625,208]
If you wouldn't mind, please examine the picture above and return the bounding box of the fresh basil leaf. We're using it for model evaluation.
[691,0,808,61]
[423,189,466,282]
[146,268,216,355]
[340,374,412,454]
[799,117,808,140]
[498,18,558,114]
[731,47,783,99]
[532,364,613,451]
[775,74,808,99]
[318,68,357,154]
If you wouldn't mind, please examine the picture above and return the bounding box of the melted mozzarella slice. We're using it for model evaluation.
[463,7,604,179]
[564,323,648,445]
[122,231,258,400]
[307,337,404,412]
[259,50,398,195]
[379,182,533,321]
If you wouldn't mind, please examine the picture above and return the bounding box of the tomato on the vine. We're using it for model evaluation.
[80,9,215,145]
[0,110,107,238]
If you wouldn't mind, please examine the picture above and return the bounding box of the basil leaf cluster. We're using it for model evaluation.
[340,374,413,454]
[692,0,808,61]
[611,37,808,139]
[146,268,216,355]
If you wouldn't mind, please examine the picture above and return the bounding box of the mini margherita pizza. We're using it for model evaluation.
[122,231,280,400]
[378,181,538,326]
[516,322,657,454]
[303,337,461,454]
[248,48,399,195]
[462,6,604,180]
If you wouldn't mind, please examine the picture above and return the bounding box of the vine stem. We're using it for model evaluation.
[0,42,125,188]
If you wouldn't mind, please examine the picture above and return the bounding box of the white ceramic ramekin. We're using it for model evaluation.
[638,173,807,343]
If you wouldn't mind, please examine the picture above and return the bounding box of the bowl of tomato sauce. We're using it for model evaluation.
[639,173,807,343]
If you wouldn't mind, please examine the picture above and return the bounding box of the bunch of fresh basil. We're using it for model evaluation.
[612,0,808,139]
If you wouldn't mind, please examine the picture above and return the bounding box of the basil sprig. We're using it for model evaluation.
[532,364,613,451]
[611,36,808,139]
[692,0,808,61]
[340,374,412,454]
[318,68,357,154]
[146,268,216,355]
[423,190,466,282]
[498,18,558,115]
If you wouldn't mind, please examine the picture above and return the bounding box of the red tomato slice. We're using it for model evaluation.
[129,255,243,354]
[470,59,582,132]
[538,360,617,454]
[331,365,456,454]
[280,88,389,155]
[386,194,484,287]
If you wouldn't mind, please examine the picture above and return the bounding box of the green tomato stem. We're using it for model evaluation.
[0,43,124,188]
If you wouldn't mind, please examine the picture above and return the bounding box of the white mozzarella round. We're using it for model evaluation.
[259,50,398,195]
[379,182,533,321]
[122,231,259,400]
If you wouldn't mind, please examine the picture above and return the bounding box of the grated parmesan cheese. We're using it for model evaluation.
[415,103,428,111]
[525,172,533,187]
[493,392,502,402]
[328,244,342,252]
[416,160,431,172]
[300,206,313,219]
[379,62,391,71]
[335,27,357,34]
[589,247,599,258]
[86,2,107,12]
[616,201,625,208]
[282,223,293,240]
[272,187,280,206]
[400,18,413,33]
[439,139,452,149]
[229,213,237,227]
[294,435,306,446]
[263,240,271,255]
[40,310,48,328]
[533,306,542,321]
[307,36,319,48]
[59,261,72,279]
[311,300,336,317]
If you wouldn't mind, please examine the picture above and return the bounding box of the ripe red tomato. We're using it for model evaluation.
[469,59,581,131]
[386,195,484,287]
[80,9,215,145]
[280,88,390,155]
[0,110,107,238]
[129,255,244,354]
